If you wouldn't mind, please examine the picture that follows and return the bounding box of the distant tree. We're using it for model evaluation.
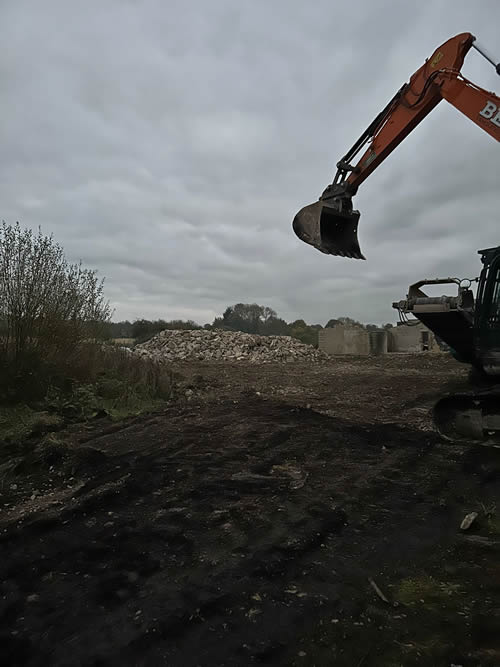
[289,319,321,347]
[108,320,133,338]
[211,303,398,347]
[132,319,160,340]
[165,319,201,331]
[131,318,201,341]
[337,316,364,328]
[262,316,290,336]
[214,303,279,335]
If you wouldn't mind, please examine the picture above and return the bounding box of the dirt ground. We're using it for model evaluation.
[2,354,500,666]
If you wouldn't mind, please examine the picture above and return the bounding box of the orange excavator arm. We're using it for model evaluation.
[293,32,500,259]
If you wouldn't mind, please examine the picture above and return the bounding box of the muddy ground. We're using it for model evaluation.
[1,354,500,666]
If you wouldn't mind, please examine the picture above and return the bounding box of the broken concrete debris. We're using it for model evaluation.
[460,511,479,531]
[134,329,329,363]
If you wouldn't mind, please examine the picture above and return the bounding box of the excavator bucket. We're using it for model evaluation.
[292,200,364,259]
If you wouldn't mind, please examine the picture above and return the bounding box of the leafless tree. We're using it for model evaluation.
[0,222,111,394]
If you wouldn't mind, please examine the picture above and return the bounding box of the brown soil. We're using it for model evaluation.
[1,355,500,666]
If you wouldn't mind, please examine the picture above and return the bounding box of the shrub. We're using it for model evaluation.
[0,222,111,400]
[46,346,175,420]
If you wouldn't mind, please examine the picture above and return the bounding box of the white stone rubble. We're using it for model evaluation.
[134,329,328,363]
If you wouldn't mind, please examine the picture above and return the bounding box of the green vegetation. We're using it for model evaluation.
[371,573,467,665]
[0,222,174,445]
[130,318,202,344]
[0,222,112,401]
[0,349,174,444]
[0,405,63,443]
[396,574,462,607]
[481,503,500,535]
[43,347,174,420]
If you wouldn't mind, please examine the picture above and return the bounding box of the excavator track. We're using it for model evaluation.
[433,388,500,445]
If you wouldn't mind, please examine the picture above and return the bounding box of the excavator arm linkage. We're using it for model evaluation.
[293,32,500,259]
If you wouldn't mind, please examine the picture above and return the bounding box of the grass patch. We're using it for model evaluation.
[0,404,39,442]
[0,346,177,445]
[0,405,63,443]
[42,349,176,422]
[486,514,500,535]
[374,574,468,666]
[396,574,462,607]
[96,389,168,421]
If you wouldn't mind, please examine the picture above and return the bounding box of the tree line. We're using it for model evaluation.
[110,304,394,348]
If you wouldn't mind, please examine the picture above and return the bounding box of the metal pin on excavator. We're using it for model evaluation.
[293,32,500,444]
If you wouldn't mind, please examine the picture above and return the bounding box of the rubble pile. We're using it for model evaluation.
[134,329,328,363]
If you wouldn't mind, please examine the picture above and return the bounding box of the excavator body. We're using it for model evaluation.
[393,247,500,445]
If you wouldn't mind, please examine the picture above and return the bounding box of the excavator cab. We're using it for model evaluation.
[474,247,500,375]
[292,195,364,259]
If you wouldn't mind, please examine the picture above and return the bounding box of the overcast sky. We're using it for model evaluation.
[2,0,499,325]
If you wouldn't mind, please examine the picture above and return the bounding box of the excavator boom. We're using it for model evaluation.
[293,32,500,259]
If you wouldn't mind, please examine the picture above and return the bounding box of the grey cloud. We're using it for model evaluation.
[1,0,499,327]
